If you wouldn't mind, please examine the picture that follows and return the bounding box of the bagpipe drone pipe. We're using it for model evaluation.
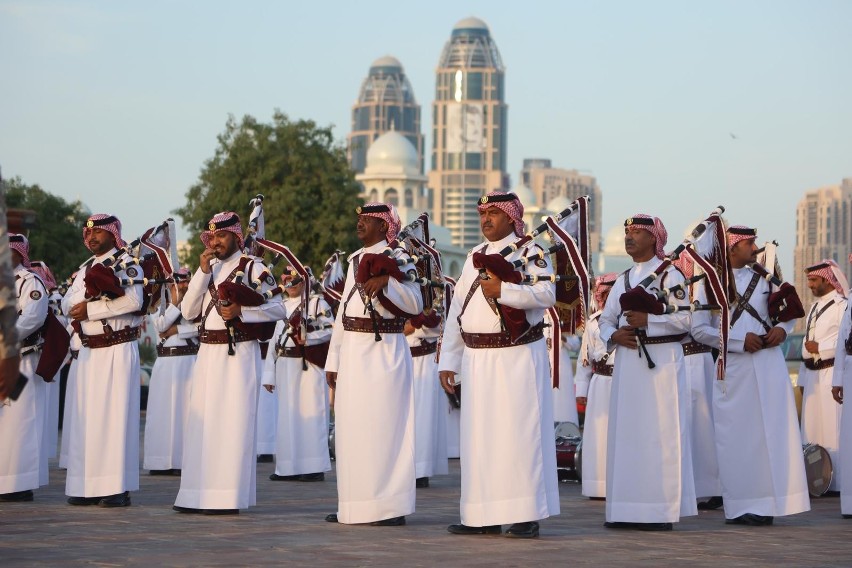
[752,240,805,324]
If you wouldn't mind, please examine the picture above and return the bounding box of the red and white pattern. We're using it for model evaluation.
[201,212,244,249]
[726,225,756,248]
[807,259,849,296]
[477,191,526,237]
[626,213,667,260]
[8,233,30,267]
[360,202,401,242]
[83,213,127,250]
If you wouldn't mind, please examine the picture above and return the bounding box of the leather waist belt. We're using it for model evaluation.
[157,344,199,357]
[21,330,43,347]
[80,326,141,349]
[199,328,253,345]
[461,322,545,350]
[410,340,438,358]
[682,341,713,357]
[803,357,835,371]
[641,332,688,345]
[591,359,614,377]
[342,316,406,334]
[277,346,302,358]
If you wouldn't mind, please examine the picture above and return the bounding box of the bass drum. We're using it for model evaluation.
[555,422,582,482]
[803,443,833,497]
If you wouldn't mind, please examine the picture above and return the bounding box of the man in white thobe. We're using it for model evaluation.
[63,214,143,507]
[439,191,559,539]
[263,274,333,482]
[0,234,48,502]
[173,212,284,515]
[600,214,696,531]
[325,202,422,526]
[798,260,847,493]
[710,226,809,526]
[143,269,198,475]
[831,256,852,517]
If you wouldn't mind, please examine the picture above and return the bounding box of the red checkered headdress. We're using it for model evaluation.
[83,214,127,251]
[356,203,401,242]
[29,260,56,290]
[806,259,849,296]
[477,191,526,237]
[624,214,667,260]
[727,225,757,248]
[8,233,30,267]
[593,272,618,311]
[201,212,244,249]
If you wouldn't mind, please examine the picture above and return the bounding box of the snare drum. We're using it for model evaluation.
[555,422,583,482]
[803,443,833,497]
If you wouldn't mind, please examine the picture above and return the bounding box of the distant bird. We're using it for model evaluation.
[729,132,739,140]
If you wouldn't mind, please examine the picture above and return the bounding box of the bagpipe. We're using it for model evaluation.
[318,250,346,315]
[751,240,804,324]
[277,296,333,370]
[619,207,731,374]
[473,195,592,342]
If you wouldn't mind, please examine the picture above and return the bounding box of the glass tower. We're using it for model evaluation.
[348,56,423,175]
[428,17,508,249]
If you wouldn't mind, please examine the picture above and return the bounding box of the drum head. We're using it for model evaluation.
[555,422,581,440]
[803,444,833,497]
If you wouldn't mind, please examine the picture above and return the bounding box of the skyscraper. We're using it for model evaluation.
[794,178,852,330]
[348,56,423,175]
[429,17,508,249]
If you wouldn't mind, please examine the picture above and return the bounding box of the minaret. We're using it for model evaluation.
[348,56,423,175]
[428,17,508,249]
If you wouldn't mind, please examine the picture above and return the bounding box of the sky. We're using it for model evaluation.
[1,0,850,275]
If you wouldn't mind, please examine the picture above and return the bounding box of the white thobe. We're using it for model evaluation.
[407,322,449,479]
[831,297,852,514]
[326,240,422,524]
[600,258,697,523]
[0,266,48,493]
[59,330,81,470]
[575,312,614,498]
[175,250,285,510]
[707,266,809,519]
[262,294,333,477]
[142,304,198,471]
[799,290,845,492]
[439,233,559,526]
[62,249,143,497]
[446,396,461,459]
[548,309,580,424]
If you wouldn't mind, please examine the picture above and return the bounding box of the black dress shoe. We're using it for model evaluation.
[173,505,203,514]
[67,496,102,506]
[169,469,182,476]
[842,514,852,519]
[325,513,339,523]
[726,513,772,526]
[269,473,301,481]
[0,490,34,502]
[505,521,540,538]
[604,521,632,529]
[98,492,131,508]
[370,516,406,526]
[697,496,724,510]
[447,523,502,535]
[298,472,325,482]
[256,454,274,463]
[202,509,239,515]
[632,522,673,531]
[416,477,429,488]
[149,469,172,476]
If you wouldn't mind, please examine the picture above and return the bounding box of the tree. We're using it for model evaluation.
[175,111,363,271]
[4,177,90,283]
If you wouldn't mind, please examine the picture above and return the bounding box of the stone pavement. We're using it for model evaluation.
[3,453,852,567]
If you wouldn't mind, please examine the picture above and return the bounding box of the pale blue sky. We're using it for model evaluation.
[1,0,850,274]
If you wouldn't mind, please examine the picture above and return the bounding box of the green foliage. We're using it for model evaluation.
[174,111,363,271]
[138,341,157,366]
[4,177,90,282]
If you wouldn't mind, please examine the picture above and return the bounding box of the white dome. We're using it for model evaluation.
[366,131,418,171]
[370,55,403,70]
[510,183,536,208]
[546,196,572,214]
[453,17,489,31]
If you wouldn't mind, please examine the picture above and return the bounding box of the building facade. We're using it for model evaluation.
[348,56,423,175]
[428,17,509,250]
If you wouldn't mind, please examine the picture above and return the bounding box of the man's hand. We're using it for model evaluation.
[69,302,89,322]
[832,386,843,405]
[744,332,765,353]
[170,284,184,307]
[439,371,457,395]
[200,249,216,274]
[804,340,819,355]
[403,321,416,336]
[480,270,502,299]
[362,274,390,297]
[624,311,648,328]
[611,326,638,349]
[763,327,787,349]
[0,355,21,400]
[263,384,275,394]
[326,371,337,389]
[220,303,242,321]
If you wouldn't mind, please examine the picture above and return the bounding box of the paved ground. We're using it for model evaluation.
[3,443,852,567]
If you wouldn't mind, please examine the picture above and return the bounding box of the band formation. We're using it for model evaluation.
[2,191,852,538]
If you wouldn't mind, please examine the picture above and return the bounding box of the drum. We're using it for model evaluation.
[555,422,583,482]
[803,443,833,497]
[328,422,336,461]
